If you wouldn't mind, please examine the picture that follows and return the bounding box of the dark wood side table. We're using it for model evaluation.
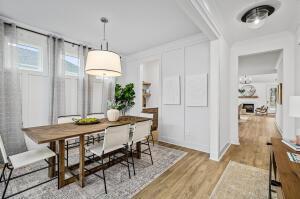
[269,138,300,199]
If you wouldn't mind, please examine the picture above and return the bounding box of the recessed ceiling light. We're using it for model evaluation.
[240,5,275,29]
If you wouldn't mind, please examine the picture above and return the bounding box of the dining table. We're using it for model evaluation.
[22,116,151,188]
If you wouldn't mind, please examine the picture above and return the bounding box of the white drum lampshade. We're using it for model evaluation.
[289,96,300,117]
[85,50,121,77]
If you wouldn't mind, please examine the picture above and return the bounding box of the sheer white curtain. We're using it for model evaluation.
[78,45,90,117]
[48,36,66,124]
[0,21,27,161]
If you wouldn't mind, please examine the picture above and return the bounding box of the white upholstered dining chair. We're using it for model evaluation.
[85,124,131,194]
[57,115,81,167]
[86,113,105,144]
[128,120,153,176]
[0,135,58,198]
[139,113,155,146]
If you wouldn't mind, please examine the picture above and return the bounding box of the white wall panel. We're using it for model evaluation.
[65,78,78,115]
[91,81,103,113]
[184,42,210,151]
[122,61,141,115]
[161,48,185,142]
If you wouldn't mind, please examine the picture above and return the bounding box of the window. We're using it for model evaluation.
[65,55,80,76]
[17,43,43,72]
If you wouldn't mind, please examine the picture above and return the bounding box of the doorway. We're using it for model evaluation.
[237,49,282,140]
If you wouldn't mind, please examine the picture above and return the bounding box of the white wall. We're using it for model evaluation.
[295,29,300,130]
[238,50,281,75]
[218,37,230,156]
[142,60,160,108]
[120,34,211,152]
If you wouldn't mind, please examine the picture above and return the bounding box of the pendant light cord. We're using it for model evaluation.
[100,17,109,50]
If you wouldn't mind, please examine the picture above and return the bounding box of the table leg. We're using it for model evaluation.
[79,135,85,187]
[136,141,141,159]
[58,140,65,188]
[48,141,56,178]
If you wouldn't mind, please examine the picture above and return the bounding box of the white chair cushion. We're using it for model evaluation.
[9,147,56,169]
[85,141,125,156]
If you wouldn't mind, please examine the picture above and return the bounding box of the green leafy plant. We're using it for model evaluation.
[107,100,121,110]
[115,83,136,115]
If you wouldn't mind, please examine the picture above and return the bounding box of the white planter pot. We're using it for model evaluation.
[107,109,120,122]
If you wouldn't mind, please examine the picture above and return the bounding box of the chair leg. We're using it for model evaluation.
[130,146,136,176]
[0,164,6,183]
[150,131,155,146]
[2,167,13,199]
[101,155,107,194]
[125,147,131,179]
[147,138,154,165]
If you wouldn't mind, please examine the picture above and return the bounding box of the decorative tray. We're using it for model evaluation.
[73,118,100,125]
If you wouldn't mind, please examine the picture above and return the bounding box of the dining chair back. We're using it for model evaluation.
[0,135,8,164]
[103,124,130,153]
[58,115,81,124]
[131,120,152,143]
[140,113,153,119]
[87,113,105,119]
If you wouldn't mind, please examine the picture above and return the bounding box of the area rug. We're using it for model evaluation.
[210,161,271,199]
[0,144,187,199]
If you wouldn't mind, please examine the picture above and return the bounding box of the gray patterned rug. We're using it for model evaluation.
[0,144,186,199]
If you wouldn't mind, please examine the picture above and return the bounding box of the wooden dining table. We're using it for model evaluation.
[22,116,151,188]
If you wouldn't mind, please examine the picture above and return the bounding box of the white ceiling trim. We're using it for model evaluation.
[176,0,221,40]
[124,33,208,63]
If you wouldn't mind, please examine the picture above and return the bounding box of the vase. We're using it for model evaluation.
[107,109,120,122]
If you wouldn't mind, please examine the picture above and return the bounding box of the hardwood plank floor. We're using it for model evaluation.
[134,115,280,199]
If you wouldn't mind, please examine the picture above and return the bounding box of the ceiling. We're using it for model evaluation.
[205,0,299,43]
[238,49,282,75]
[0,0,200,55]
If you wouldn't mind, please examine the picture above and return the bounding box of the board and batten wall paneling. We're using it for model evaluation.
[21,73,50,149]
[91,80,103,113]
[161,48,185,143]
[184,42,210,152]
[65,78,78,115]
[121,34,211,153]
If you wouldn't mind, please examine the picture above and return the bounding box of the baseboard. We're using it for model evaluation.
[159,136,209,153]
[218,143,231,161]
[209,143,231,161]
[230,138,240,145]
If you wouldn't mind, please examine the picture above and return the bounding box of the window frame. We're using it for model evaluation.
[16,29,49,77]
[64,53,81,77]
[16,42,44,73]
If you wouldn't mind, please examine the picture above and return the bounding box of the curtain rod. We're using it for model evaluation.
[4,22,91,48]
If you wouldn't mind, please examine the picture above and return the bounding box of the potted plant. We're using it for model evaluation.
[115,83,136,115]
[107,100,120,122]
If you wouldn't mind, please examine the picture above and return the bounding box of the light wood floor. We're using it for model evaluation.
[134,115,281,199]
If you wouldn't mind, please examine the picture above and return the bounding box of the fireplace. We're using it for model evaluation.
[242,104,254,113]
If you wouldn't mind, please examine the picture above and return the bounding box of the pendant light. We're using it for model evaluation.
[85,17,122,77]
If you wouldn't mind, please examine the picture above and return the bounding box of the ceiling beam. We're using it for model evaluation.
[176,0,221,41]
